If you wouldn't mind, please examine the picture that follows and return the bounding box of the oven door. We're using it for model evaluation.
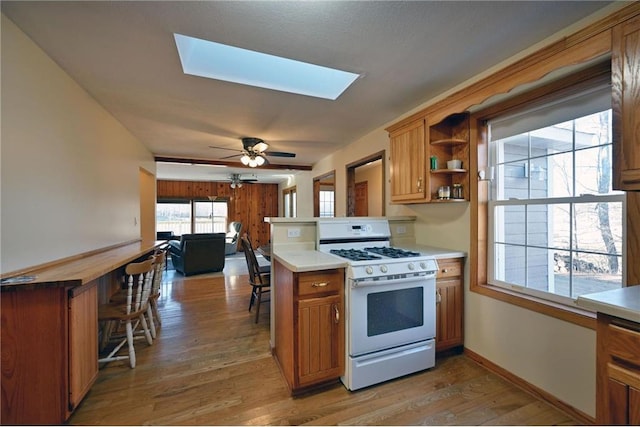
[348,274,436,357]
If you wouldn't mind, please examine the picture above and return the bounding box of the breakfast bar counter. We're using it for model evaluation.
[1,239,165,425]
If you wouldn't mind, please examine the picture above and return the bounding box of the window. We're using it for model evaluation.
[319,189,335,217]
[283,186,297,218]
[487,86,625,305]
[156,201,191,236]
[156,199,228,235]
[193,200,228,233]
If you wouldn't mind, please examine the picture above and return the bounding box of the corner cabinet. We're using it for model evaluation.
[389,119,427,203]
[388,113,470,204]
[273,260,345,394]
[596,313,640,424]
[612,14,640,191]
[435,257,464,352]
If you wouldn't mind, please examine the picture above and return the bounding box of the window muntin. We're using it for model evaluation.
[488,109,625,303]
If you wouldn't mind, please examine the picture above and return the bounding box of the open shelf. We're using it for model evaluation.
[431,169,467,174]
[430,138,468,146]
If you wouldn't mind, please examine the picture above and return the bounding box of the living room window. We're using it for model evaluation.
[157,199,228,235]
[193,200,228,233]
[484,80,626,308]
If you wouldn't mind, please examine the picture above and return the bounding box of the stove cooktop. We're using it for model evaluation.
[330,249,382,261]
[329,246,423,262]
[364,246,422,258]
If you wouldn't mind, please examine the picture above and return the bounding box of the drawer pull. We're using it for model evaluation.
[442,269,448,273]
[312,281,329,288]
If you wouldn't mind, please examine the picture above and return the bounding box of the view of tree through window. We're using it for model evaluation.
[489,109,624,301]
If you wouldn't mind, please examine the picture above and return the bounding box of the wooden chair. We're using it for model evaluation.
[98,258,154,368]
[146,249,166,339]
[240,233,271,323]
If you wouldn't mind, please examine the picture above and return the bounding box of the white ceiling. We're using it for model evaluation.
[1,1,611,184]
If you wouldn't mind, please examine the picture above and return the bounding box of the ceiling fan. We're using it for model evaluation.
[227,173,258,189]
[209,137,296,168]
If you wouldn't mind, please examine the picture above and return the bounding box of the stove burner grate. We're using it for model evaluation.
[364,246,422,258]
[330,249,382,261]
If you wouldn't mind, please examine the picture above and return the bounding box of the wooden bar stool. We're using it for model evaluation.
[146,249,166,338]
[98,258,154,368]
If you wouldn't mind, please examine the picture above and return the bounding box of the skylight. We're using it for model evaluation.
[174,33,359,100]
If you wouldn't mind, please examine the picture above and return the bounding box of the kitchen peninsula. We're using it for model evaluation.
[267,216,466,393]
[1,239,165,425]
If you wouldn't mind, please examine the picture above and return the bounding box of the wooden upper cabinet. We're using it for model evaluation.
[428,113,470,202]
[613,14,640,191]
[389,119,428,203]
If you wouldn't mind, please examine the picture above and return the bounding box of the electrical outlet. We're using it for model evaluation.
[287,228,301,238]
[396,225,406,234]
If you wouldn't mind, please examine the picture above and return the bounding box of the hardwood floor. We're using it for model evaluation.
[69,267,579,425]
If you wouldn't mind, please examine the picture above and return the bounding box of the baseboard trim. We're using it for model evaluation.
[463,347,595,425]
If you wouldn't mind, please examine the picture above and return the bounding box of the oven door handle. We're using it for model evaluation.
[351,273,436,288]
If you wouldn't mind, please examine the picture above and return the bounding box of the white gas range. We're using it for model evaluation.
[317,219,438,391]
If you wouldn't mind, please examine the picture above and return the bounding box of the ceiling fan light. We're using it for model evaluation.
[248,158,258,167]
[240,154,250,165]
[253,141,269,153]
[255,155,266,166]
[230,182,237,189]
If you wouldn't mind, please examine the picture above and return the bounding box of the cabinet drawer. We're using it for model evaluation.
[298,269,343,297]
[607,322,640,366]
[437,258,462,279]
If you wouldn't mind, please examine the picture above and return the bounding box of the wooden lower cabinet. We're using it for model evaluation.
[274,260,344,393]
[596,313,640,425]
[435,257,464,352]
[1,282,98,424]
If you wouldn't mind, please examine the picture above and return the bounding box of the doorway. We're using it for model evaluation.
[346,151,385,217]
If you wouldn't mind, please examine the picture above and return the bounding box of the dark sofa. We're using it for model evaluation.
[168,233,226,276]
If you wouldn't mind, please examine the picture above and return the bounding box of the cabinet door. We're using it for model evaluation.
[436,278,463,351]
[297,294,344,386]
[435,258,464,352]
[613,14,640,190]
[630,386,640,425]
[389,119,427,203]
[68,283,98,412]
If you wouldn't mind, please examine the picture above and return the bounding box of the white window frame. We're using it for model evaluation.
[487,111,626,307]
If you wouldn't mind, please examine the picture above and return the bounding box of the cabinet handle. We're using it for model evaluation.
[417,177,423,191]
[333,304,340,323]
[312,281,329,288]
[442,269,448,273]
[436,289,442,304]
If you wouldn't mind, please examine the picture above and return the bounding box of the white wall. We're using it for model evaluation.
[1,15,156,274]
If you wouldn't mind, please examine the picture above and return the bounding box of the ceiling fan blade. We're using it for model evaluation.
[220,153,242,160]
[209,145,240,152]
[264,151,296,158]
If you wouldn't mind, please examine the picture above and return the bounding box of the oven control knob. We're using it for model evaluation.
[365,266,374,275]
[408,263,415,270]
[420,262,427,270]
[380,265,388,273]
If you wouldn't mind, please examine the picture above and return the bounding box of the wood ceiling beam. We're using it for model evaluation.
[155,156,313,171]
